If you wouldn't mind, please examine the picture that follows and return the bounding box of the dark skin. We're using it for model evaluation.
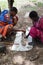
[10,11,16,17]
[8,0,14,10]
[9,11,18,26]
[26,16,39,38]
[7,11,26,35]
[32,16,39,25]
[0,8,1,14]
[4,11,17,37]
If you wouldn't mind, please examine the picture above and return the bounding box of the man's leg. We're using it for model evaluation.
[8,0,14,10]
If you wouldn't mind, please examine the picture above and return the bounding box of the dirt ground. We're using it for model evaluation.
[0,5,43,65]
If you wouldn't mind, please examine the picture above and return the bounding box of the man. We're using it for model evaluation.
[0,7,18,39]
[8,0,14,10]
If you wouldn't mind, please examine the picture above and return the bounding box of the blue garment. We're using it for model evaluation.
[1,10,8,16]
[0,10,12,24]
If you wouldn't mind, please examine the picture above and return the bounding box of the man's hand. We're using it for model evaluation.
[25,35,29,38]
[24,35,28,38]
[25,33,30,38]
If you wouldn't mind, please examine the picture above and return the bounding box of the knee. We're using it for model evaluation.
[30,27,37,38]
